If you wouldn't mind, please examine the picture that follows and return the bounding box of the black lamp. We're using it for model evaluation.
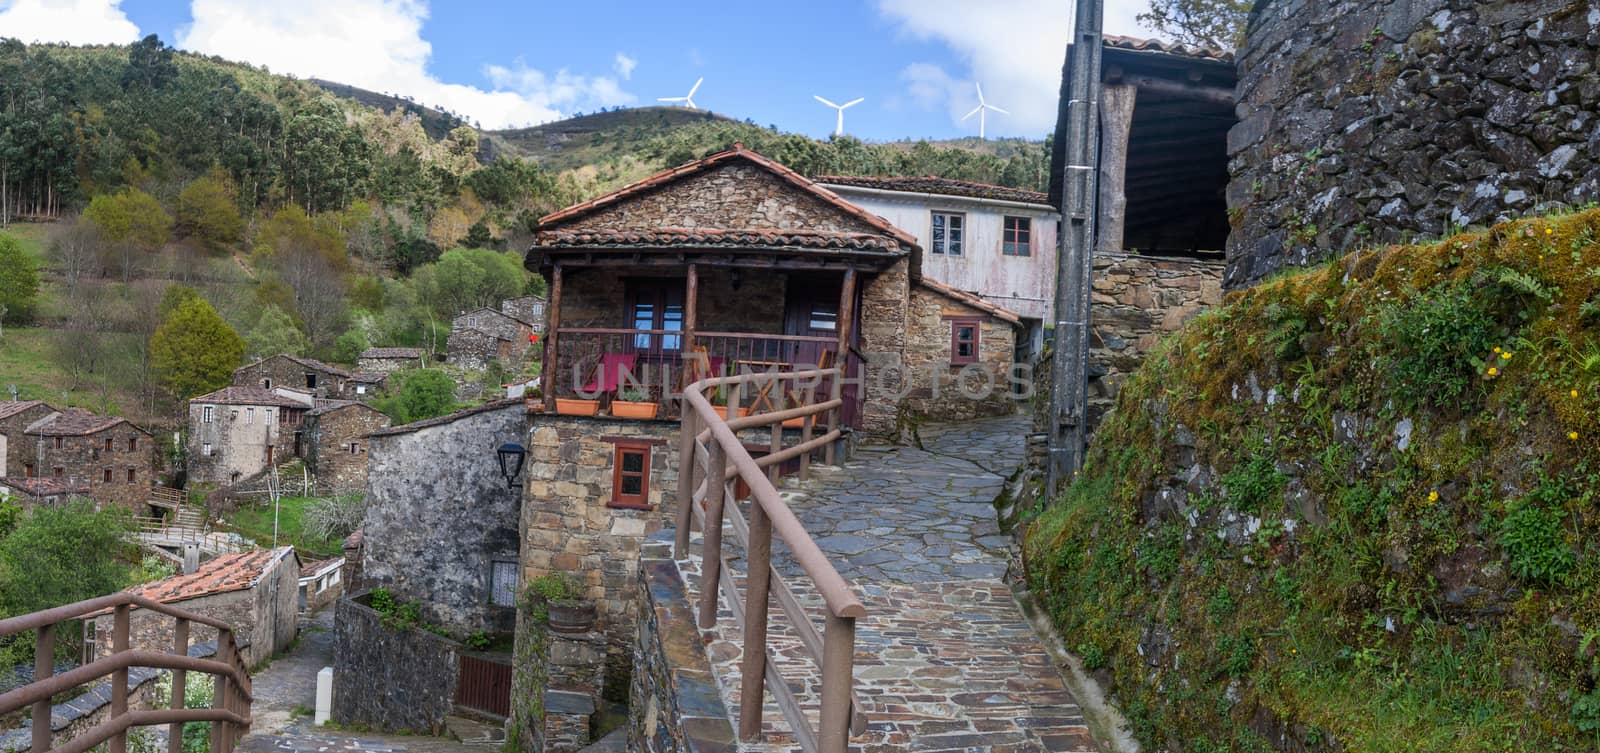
[496,442,527,489]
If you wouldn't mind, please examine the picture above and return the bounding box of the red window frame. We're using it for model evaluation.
[610,441,653,510]
[946,316,982,365]
[1003,216,1032,256]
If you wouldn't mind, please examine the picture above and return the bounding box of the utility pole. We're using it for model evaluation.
[1047,0,1105,496]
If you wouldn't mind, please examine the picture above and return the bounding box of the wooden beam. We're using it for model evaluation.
[1118,75,1235,106]
[684,263,699,355]
[1097,84,1137,255]
[542,264,563,414]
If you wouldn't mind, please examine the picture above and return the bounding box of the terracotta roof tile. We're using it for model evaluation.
[190,386,309,408]
[535,144,921,254]
[26,409,143,437]
[299,557,344,579]
[0,401,50,421]
[360,347,423,360]
[0,477,90,497]
[533,227,907,252]
[99,547,297,612]
[1103,34,1233,64]
[917,278,1024,325]
[817,175,1052,206]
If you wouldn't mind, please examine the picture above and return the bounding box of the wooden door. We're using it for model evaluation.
[455,654,513,717]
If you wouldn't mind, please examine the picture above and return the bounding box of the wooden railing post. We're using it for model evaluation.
[698,442,727,629]
[110,605,129,753]
[210,632,233,753]
[824,369,843,465]
[674,406,698,558]
[819,614,857,753]
[169,618,189,753]
[32,623,54,753]
[799,384,816,480]
[738,499,773,741]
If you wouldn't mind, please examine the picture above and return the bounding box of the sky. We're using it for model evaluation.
[0,0,1155,141]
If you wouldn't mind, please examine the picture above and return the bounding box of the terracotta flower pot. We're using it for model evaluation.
[547,600,598,634]
[555,398,600,416]
[711,406,750,421]
[611,400,659,419]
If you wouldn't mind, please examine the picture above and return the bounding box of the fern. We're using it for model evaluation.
[1495,267,1553,302]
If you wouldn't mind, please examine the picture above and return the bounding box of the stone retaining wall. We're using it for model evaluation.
[332,591,459,734]
[1228,0,1600,287]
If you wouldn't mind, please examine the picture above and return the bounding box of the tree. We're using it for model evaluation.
[0,501,133,617]
[175,171,243,251]
[84,188,172,281]
[376,369,457,424]
[1137,0,1251,50]
[47,217,103,282]
[244,305,310,358]
[0,234,40,326]
[412,247,526,319]
[150,296,246,400]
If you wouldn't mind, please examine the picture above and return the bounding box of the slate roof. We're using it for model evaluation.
[299,557,344,579]
[534,144,921,254]
[25,409,145,437]
[349,373,387,384]
[455,307,532,327]
[104,547,297,610]
[306,399,385,418]
[190,386,308,408]
[0,400,49,421]
[1103,34,1234,64]
[360,347,424,360]
[367,398,523,438]
[817,175,1053,207]
[237,354,355,380]
[917,278,1024,325]
[534,227,907,252]
[0,477,90,497]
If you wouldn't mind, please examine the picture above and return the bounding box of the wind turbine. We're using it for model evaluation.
[962,82,1009,139]
[814,95,864,137]
[658,77,704,109]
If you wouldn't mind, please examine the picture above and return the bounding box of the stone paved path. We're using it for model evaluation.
[683,414,1098,752]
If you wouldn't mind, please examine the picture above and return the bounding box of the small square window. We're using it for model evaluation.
[128,437,138,452]
[103,468,112,484]
[490,561,518,607]
[611,443,652,509]
[53,436,63,450]
[53,467,63,479]
[202,406,215,423]
[246,407,255,425]
[104,437,114,452]
[949,318,981,365]
[931,212,965,256]
[1003,216,1032,256]
[127,468,136,483]
[24,463,35,478]
[202,443,213,457]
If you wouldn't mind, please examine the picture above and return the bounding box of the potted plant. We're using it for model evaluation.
[611,389,658,419]
[525,573,597,634]
[709,386,749,421]
[555,396,600,416]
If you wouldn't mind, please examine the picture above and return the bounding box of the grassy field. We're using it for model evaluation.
[2,224,48,263]
[220,495,346,559]
[0,326,149,416]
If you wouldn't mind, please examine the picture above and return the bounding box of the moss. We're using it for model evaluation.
[1026,209,1600,752]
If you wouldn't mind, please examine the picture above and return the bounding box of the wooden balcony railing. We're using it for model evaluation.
[0,593,253,753]
[676,367,865,752]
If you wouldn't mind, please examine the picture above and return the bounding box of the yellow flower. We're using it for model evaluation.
[1493,347,1502,353]
[1570,431,1581,441]
[1428,491,1439,503]
[1573,390,1581,398]
[1501,351,1512,360]
[1546,228,1553,235]
[1487,367,1499,376]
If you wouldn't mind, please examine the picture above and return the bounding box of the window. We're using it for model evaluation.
[626,280,685,352]
[261,378,272,389]
[202,443,213,457]
[128,437,138,452]
[948,317,981,365]
[103,468,112,483]
[490,561,518,607]
[611,442,652,509]
[931,212,965,255]
[53,436,63,450]
[23,463,34,478]
[104,437,114,452]
[356,385,367,395]
[246,407,255,425]
[127,468,136,483]
[808,303,838,332]
[1003,216,1032,256]
[52,467,63,479]
[230,409,238,421]
[305,373,317,389]
[202,405,214,423]
[347,443,360,455]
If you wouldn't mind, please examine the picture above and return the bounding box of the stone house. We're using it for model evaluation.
[19,409,156,511]
[187,386,309,485]
[233,354,355,400]
[818,175,1060,356]
[0,477,89,507]
[357,347,424,376]
[0,400,56,478]
[447,307,537,370]
[501,295,547,330]
[301,401,391,493]
[298,557,345,613]
[85,547,300,668]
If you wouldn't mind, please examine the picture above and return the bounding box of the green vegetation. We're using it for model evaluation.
[219,495,349,558]
[373,368,460,425]
[1026,210,1600,752]
[0,500,139,668]
[0,233,40,325]
[149,294,247,402]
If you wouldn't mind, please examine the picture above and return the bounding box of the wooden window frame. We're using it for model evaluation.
[126,467,136,483]
[930,211,965,256]
[102,468,112,484]
[53,436,63,450]
[128,437,138,452]
[23,463,35,478]
[202,405,214,423]
[52,467,63,480]
[1003,216,1032,256]
[946,316,983,365]
[609,440,654,510]
[104,437,114,452]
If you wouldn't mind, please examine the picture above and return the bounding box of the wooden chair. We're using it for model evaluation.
[782,349,834,428]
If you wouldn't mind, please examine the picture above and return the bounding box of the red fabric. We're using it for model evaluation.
[581,353,638,394]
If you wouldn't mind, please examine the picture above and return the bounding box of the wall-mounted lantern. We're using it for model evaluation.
[497,442,526,489]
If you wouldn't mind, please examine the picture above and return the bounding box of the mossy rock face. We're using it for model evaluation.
[1024,210,1600,753]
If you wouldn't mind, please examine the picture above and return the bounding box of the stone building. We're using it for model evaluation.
[447,307,537,370]
[232,354,355,400]
[85,547,299,667]
[357,347,424,376]
[19,409,156,511]
[1227,0,1600,286]
[501,295,547,329]
[0,477,89,507]
[360,400,524,635]
[301,401,391,493]
[0,400,56,479]
[298,557,345,613]
[818,175,1060,355]
[187,386,309,486]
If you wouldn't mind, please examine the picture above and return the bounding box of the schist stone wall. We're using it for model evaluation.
[1228,0,1600,287]
[27,422,155,510]
[333,592,459,734]
[898,284,1019,424]
[857,258,911,437]
[1088,253,1225,428]
[363,400,524,635]
[303,404,390,493]
[85,558,298,668]
[233,355,347,397]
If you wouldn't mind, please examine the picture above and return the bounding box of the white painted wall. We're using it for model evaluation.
[824,185,1061,325]
[0,433,6,478]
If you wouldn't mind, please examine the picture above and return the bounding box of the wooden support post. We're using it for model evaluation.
[819,614,857,753]
[738,499,773,741]
[827,269,856,464]
[110,605,129,753]
[768,404,783,484]
[674,408,698,557]
[542,264,564,414]
[211,633,233,753]
[169,618,189,753]
[32,623,54,753]
[799,384,815,480]
[698,443,727,629]
[684,263,699,356]
[1097,84,1137,255]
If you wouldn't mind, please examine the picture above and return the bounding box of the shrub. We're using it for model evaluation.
[1498,502,1574,586]
[1376,279,1501,410]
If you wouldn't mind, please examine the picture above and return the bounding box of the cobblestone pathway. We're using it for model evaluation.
[682,414,1098,752]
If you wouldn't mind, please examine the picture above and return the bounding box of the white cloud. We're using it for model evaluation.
[176,0,634,129]
[613,52,636,80]
[877,0,1150,136]
[0,0,140,45]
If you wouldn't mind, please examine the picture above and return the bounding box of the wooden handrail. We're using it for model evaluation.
[676,366,863,752]
[0,593,237,636]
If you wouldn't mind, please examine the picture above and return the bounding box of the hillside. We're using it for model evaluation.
[1025,210,1600,752]
[487,106,738,171]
